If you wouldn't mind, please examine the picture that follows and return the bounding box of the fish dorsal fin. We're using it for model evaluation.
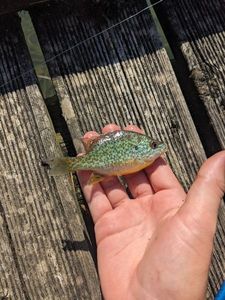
[81,135,101,153]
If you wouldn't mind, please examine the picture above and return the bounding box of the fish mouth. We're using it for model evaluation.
[156,142,167,154]
[152,143,167,161]
[160,143,167,153]
[145,143,167,163]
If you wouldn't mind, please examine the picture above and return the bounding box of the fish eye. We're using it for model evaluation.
[151,141,158,149]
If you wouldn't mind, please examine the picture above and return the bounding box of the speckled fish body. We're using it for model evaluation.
[49,130,166,184]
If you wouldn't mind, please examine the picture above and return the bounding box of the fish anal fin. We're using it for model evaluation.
[87,173,107,185]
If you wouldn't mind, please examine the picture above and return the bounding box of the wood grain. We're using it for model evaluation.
[156,0,225,150]
[0,15,101,299]
[30,1,225,298]
[31,0,205,188]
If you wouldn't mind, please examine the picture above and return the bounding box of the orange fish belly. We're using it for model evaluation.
[107,160,154,176]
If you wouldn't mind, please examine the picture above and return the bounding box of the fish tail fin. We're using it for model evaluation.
[44,157,78,176]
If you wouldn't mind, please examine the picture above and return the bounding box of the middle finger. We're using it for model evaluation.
[101,124,130,207]
[123,125,154,198]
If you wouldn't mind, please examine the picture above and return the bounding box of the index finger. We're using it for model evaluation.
[145,157,185,195]
[77,131,113,223]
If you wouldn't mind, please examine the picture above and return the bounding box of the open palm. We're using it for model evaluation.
[78,124,225,300]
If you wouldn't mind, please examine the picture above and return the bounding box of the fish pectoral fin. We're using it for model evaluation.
[87,173,107,185]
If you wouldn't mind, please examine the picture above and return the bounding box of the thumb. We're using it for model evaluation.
[179,151,225,233]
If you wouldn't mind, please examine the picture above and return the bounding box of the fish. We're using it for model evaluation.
[47,130,166,184]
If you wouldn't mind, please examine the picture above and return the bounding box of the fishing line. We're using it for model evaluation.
[0,0,165,90]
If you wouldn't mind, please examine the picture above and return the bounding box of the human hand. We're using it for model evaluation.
[77,124,225,300]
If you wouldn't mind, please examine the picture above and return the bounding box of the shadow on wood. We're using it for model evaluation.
[0,15,37,94]
[30,0,163,77]
[153,0,225,151]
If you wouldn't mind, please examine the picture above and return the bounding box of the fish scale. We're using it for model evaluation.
[48,130,166,184]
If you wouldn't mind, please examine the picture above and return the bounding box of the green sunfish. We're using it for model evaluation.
[47,130,166,184]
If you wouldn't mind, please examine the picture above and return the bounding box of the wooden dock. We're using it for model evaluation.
[0,0,224,298]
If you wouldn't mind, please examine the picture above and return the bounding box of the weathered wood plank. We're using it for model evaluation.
[0,210,26,299]
[152,1,225,296]
[30,1,225,297]
[154,0,225,150]
[0,15,101,299]
[30,1,205,188]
